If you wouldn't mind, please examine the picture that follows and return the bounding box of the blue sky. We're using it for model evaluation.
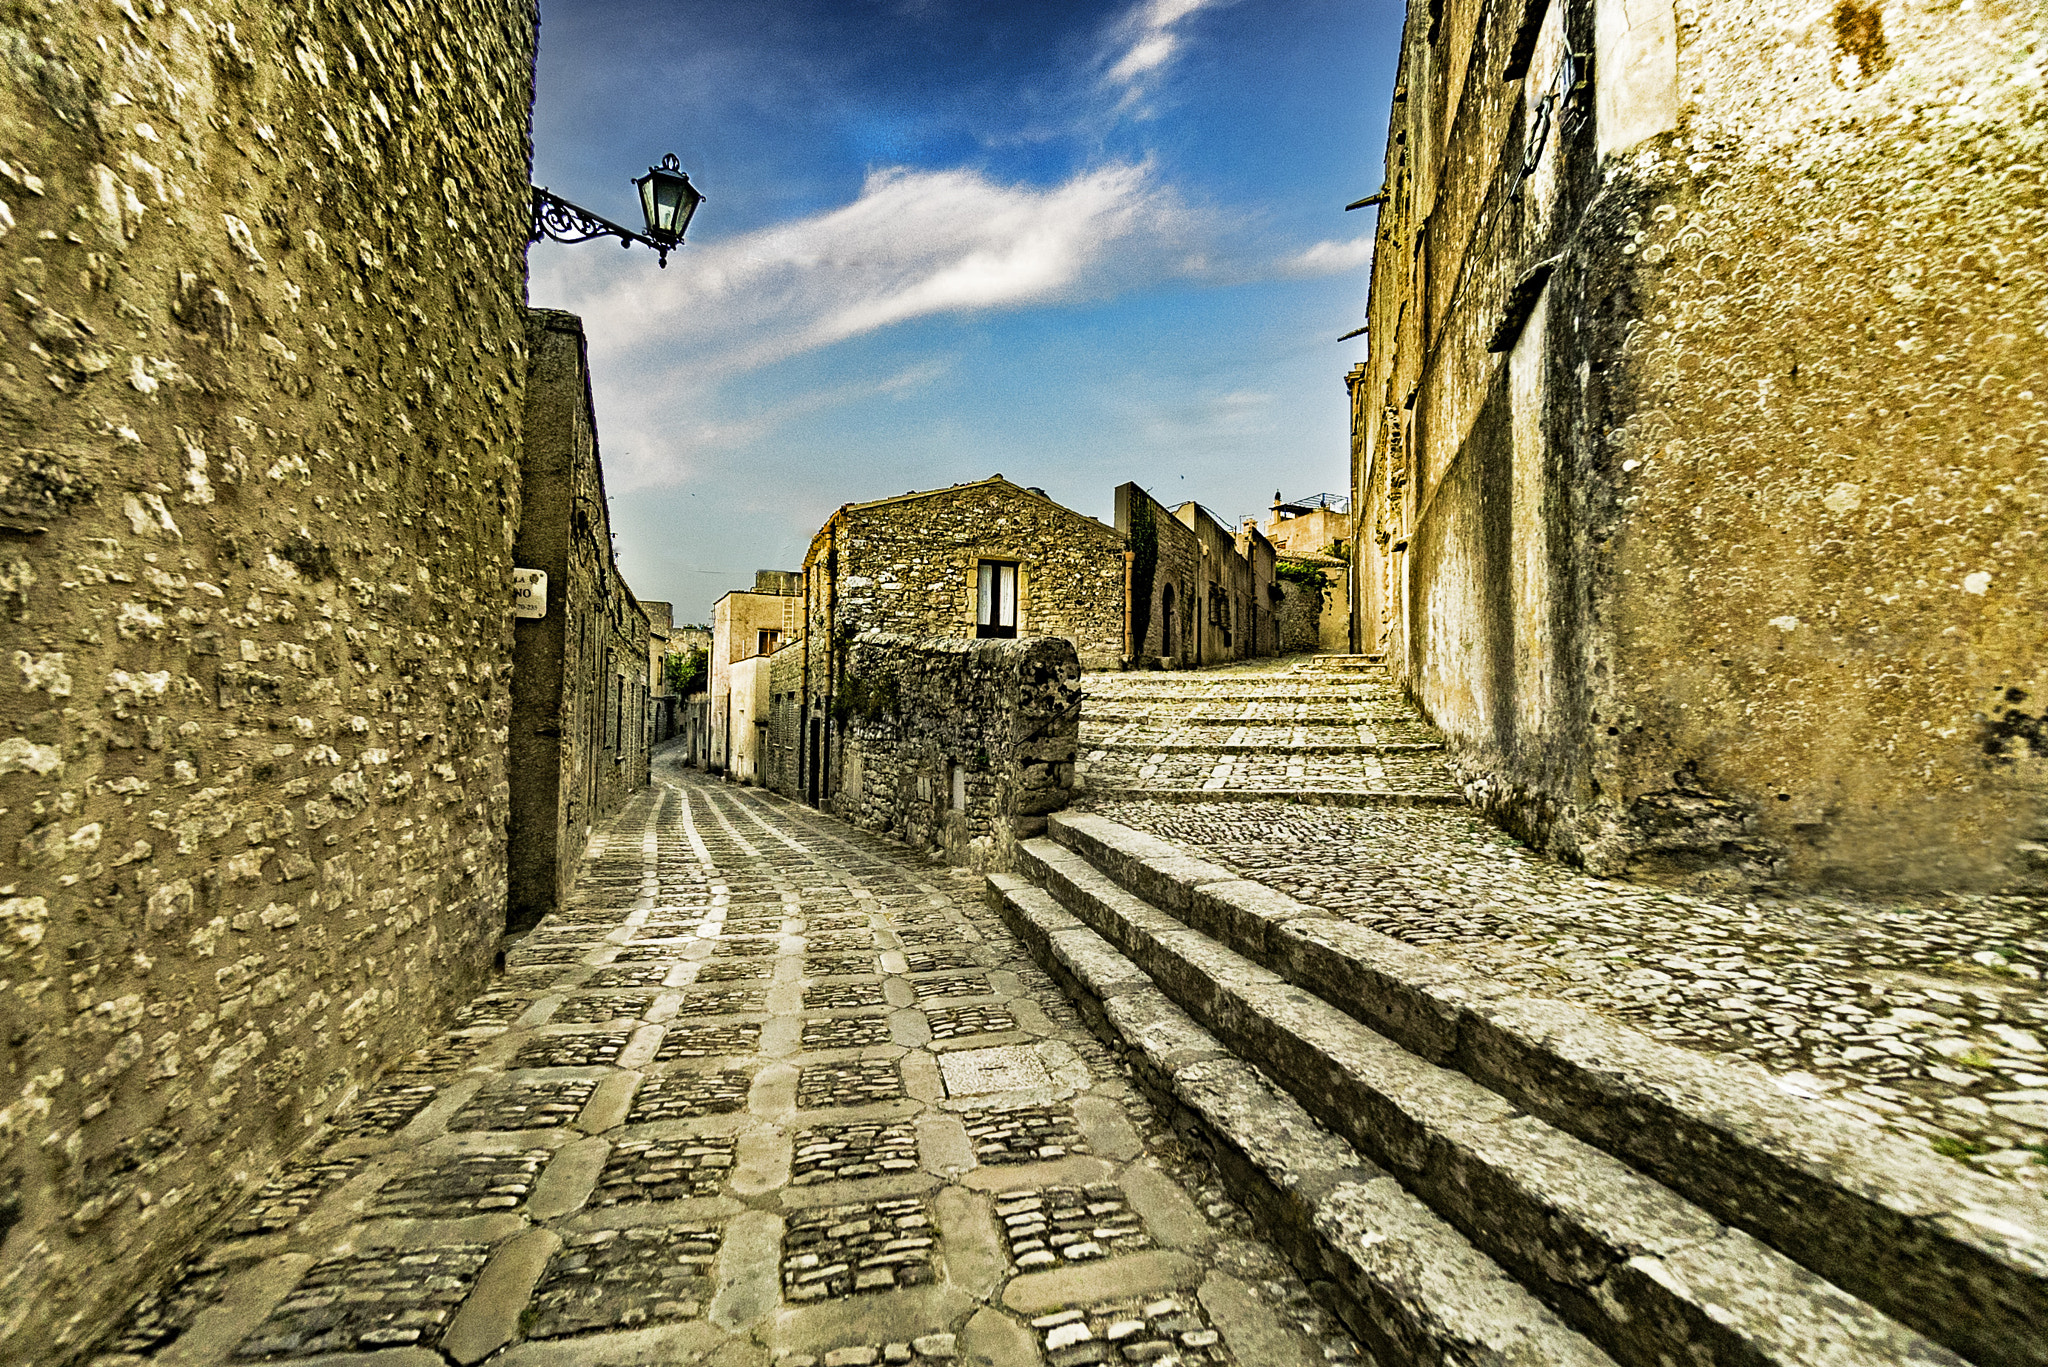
[529,0,1404,622]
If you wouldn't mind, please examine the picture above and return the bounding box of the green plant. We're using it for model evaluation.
[663,646,708,697]
[1276,560,1334,610]
[831,673,899,725]
[1930,1135,1990,1160]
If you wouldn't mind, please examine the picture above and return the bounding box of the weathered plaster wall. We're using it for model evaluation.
[831,632,1079,869]
[0,0,538,1354]
[1357,0,2044,892]
[507,311,650,929]
[707,585,799,773]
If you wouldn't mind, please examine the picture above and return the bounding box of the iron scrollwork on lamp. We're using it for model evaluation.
[530,153,704,268]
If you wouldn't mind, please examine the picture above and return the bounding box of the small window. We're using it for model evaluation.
[757,628,780,656]
[976,561,1018,639]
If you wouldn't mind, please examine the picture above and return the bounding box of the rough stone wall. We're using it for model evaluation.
[809,477,1124,668]
[0,0,538,1354]
[508,311,649,929]
[1356,0,2044,891]
[1113,483,1203,667]
[832,632,1079,869]
[800,477,1119,815]
[764,639,802,798]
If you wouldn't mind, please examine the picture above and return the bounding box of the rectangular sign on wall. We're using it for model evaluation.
[512,568,547,619]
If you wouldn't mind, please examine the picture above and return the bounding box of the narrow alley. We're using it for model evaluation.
[92,756,1364,1367]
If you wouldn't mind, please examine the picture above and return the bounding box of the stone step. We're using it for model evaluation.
[1008,839,1979,1367]
[986,874,1622,1367]
[1080,739,1446,755]
[1070,786,1466,808]
[1040,812,2048,1367]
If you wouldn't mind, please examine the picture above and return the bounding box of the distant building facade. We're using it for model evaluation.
[788,476,1124,807]
[708,571,803,775]
[508,311,653,929]
[1116,483,1280,668]
[1263,493,1353,655]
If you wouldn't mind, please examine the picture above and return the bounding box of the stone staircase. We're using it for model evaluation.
[990,656,2048,1367]
[1077,655,1462,805]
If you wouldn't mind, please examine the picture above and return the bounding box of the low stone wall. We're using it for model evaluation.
[830,633,1079,869]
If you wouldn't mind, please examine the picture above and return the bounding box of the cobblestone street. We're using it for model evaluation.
[1079,659,2048,1188]
[93,754,1363,1367]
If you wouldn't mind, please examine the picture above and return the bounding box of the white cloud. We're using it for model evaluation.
[1102,0,1235,111]
[1283,235,1376,277]
[533,160,1210,490]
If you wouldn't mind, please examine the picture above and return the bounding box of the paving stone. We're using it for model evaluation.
[657,1022,764,1061]
[791,1120,922,1185]
[594,1135,738,1202]
[940,1046,1052,1095]
[522,1224,723,1338]
[904,948,983,974]
[802,1015,895,1052]
[104,1254,240,1353]
[806,915,873,934]
[897,930,971,950]
[782,1197,939,1300]
[331,1081,439,1138]
[1028,1292,1236,1367]
[806,953,882,978]
[807,981,891,1010]
[721,916,789,936]
[514,1031,633,1069]
[453,994,534,1028]
[683,984,771,1015]
[449,1079,598,1132]
[926,1005,1018,1041]
[369,1149,551,1218]
[960,1105,1092,1164]
[229,1155,368,1235]
[912,974,992,1003]
[609,943,691,963]
[627,1069,753,1123]
[697,960,775,984]
[394,1034,488,1078]
[508,943,594,966]
[797,1059,906,1108]
[713,937,780,958]
[994,1184,1152,1268]
[638,918,705,936]
[553,992,658,1024]
[231,1244,490,1359]
[808,930,879,952]
[587,964,677,989]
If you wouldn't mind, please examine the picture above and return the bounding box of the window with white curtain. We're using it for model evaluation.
[976,560,1018,638]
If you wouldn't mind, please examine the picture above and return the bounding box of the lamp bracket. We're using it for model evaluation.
[530,185,675,267]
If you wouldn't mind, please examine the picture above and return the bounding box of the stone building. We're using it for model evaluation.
[788,477,1123,808]
[0,0,539,1352]
[506,312,653,930]
[1351,0,2045,891]
[1266,491,1354,561]
[1262,492,1353,655]
[707,571,802,775]
[1115,483,1281,667]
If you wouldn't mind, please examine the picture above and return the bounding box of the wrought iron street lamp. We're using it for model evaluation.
[531,153,704,268]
